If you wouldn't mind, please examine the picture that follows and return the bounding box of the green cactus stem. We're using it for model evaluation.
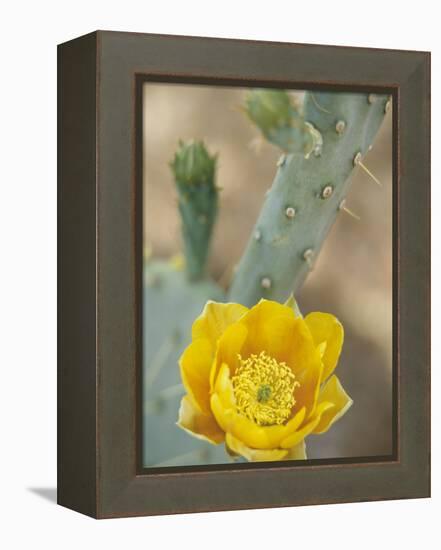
[229,91,389,307]
[170,140,218,280]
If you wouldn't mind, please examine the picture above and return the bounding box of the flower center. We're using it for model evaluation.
[232,351,299,426]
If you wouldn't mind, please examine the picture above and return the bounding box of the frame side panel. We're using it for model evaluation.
[57,32,98,518]
[397,53,431,496]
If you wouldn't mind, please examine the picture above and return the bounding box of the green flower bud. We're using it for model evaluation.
[244,89,322,156]
[245,89,293,137]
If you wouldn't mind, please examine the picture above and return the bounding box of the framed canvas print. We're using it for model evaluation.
[58,31,430,518]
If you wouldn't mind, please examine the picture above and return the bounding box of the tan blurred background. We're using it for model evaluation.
[143,83,393,459]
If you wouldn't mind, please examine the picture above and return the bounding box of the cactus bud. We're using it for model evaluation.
[244,89,322,157]
[170,139,216,187]
[245,89,292,136]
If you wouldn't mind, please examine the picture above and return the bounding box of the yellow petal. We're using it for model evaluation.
[179,338,213,414]
[285,439,307,460]
[238,299,299,363]
[249,316,299,365]
[192,301,248,345]
[177,395,225,444]
[210,322,248,389]
[239,299,294,338]
[226,433,288,462]
[211,363,307,450]
[304,312,344,381]
[292,342,323,419]
[312,375,353,434]
[280,401,334,448]
[285,317,322,376]
[213,362,237,409]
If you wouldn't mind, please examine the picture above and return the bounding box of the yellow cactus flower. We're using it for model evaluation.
[177,298,352,461]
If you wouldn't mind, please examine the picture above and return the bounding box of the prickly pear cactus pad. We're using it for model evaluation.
[143,259,227,466]
[142,82,393,467]
[229,90,389,307]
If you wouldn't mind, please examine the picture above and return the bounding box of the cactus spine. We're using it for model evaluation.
[229,90,389,307]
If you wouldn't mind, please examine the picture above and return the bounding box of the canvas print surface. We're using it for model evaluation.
[141,83,393,468]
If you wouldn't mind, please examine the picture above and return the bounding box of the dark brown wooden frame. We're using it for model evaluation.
[58,30,430,519]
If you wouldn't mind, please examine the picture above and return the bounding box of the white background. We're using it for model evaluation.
[0,1,438,548]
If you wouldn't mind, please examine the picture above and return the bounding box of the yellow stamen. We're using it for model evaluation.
[232,351,299,426]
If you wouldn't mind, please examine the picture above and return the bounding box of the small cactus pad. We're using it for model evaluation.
[171,140,219,280]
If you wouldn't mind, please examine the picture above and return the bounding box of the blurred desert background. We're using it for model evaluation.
[143,83,393,459]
